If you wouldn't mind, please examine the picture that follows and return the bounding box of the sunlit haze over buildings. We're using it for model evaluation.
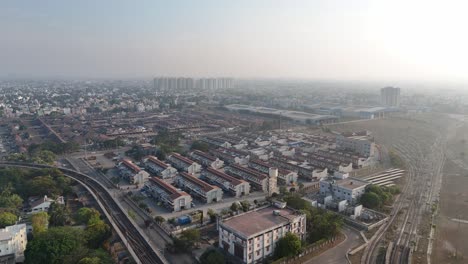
[1,0,468,85]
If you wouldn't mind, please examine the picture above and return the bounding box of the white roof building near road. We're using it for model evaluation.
[0,224,27,263]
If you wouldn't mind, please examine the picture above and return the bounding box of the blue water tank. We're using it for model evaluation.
[177,215,192,225]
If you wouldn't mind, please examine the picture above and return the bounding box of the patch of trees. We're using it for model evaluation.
[190,140,210,152]
[94,138,125,150]
[284,194,343,243]
[151,129,182,154]
[360,185,401,210]
[168,228,200,253]
[199,248,225,264]
[28,140,80,155]
[274,232,302,259]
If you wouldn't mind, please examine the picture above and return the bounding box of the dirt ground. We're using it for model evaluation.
[433,123,468,264]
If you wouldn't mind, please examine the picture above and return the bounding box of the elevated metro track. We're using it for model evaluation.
[0,162,168,264]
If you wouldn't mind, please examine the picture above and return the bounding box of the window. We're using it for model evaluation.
[256,250,260,256]
[266,245,270,251]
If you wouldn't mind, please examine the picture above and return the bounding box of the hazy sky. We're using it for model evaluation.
[1,0,467,83]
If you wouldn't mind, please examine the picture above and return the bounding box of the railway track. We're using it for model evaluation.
[0,162,168,264]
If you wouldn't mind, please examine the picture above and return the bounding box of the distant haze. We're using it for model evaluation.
[1,0,467,84]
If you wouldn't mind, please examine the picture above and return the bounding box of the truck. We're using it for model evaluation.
[176,215,192,225]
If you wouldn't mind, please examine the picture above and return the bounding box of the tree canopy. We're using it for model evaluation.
[31,212,49,236]
[199,248,225,264]
[0,212,17,228]
[274,232,302,259]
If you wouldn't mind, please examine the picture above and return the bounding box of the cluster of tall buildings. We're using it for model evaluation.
[153,77,233,92]
[380,86,400,107]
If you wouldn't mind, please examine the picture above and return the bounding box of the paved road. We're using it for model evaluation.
[305,227,362,264]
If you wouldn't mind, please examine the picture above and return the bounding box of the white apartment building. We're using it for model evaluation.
[0,224,27,263]
[143,156,178,182]
[144,177,192,212]
[118,159,150,185]
[190,150,224,169]
[218,206,306,264]
[166,153,202,174]
[319,177,369,204]
[336,132,375,158]
[203,168,250,197]
[174,172,223,204]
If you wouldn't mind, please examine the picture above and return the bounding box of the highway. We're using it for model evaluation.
[0,161,168,264]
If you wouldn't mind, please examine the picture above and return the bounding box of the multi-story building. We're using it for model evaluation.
[202,137,232,148]
[380,86,400,107]
[203,168,250,197]
[210,147,250,166]
[143,156,178,182]
[335,131,375,158]
[225,164,268,192]
[0,224,27,263]
[319,177,369,204]
[248,159,298,186]
[118,159,150,185]
[218,206,306,264]
[166,153,202,174]
[190,150,224,169]
[144,177,192,212]
[174,172,223,203]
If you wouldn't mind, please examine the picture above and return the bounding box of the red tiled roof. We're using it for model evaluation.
[231,164,267,180]
[148,177,188,200]
[147,156,168,169]
[179,172,219,192]
[192,150,216,161]
[206,167,244,186]
[122,159,141,173]
[170,153,195,165]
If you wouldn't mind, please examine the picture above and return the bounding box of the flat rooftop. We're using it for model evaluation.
[220,206,300,238]
[337,178,369,190]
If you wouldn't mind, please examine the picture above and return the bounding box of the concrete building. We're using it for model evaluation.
[336,131,375,158]
[166,153,202,174]
[118,159,150,185]
[203,168,250,197]
[190,150,224,169]
[144,177,192,212]
[174,172,223,203]
[248,159,298,186]
[380,86,400,107]
[210,148,250,166]
[0,224,27,263]
[27,195,65,214]
[143,156,178,182]
[319,177,369,204]
[218,206,306,264]
[225,164,269,192]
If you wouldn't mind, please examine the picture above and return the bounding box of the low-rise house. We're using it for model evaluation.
[225,164,269,192]
[190,150,224,169]
[203,168,250,197]
[0,224,27,263]
[118,159,150,185]
[27,195,64,214]
[248,159,298,186]
[143,177,192,212]
[166,153,202,174]
[218,206,306,264]
[143,156,178,182]
[174,172,223,203]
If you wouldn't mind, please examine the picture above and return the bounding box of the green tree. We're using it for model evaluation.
[199,248,225,264]
[85,216,111,248]
[27,176,60,197]
[31,212,49,236]
[284,194,311,211]
[154,216,165,224]
[230,202,240,212]
[0,186,23,209]
[360,192,382,209]
[240,200,251,212]
[274,232,302,259]
[48,202,71,227]
[25,227,88,264]
[0,212,17,228]
[77,257,101,264]
[32,150,57,165]
[207,209,217,223]
[76,207,101,224]
[190,141,210,152]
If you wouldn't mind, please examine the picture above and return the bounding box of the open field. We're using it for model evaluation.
[432,121,468,264]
